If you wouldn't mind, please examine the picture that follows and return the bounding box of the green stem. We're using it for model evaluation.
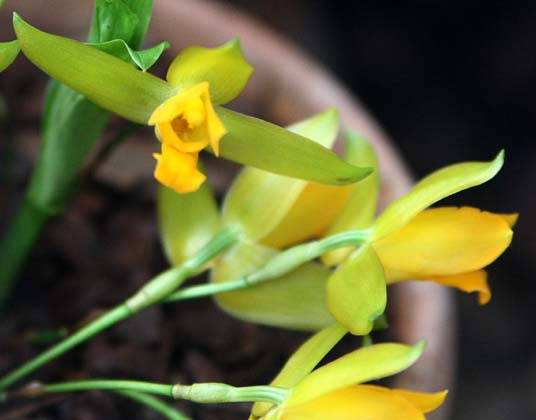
[23,379,288,405]
[115,390,191,420]
[166,229,370,303]
[0,229,238,391]
[0,197,50,307]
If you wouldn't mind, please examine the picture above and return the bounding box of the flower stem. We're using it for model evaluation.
[21,379,288,405]
[0,228,238,391]
[166,229,370,303]
[115,390,191,420]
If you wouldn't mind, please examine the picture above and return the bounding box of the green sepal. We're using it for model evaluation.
[322,131,380,265]
[216,107,372,186]
[0,40,20,72]
[167,38,253,104]
[212,241,335,331]
[252,323,347,418]
[287,341,426,408]
[157,179,222,268]
[13,14,175,124]
[373,150,505,241]
[327,244,386,336]
[222,109,339,241]
[89,39,169,71]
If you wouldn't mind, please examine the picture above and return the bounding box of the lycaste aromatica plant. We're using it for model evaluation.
[0,2,515,419]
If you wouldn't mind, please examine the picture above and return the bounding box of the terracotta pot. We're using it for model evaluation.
[0,1,455,418]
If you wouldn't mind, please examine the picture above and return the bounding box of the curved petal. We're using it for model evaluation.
[283,386,426,420]
[212,241,335,331]
[287,341,425,407]
[0,40,20,72]
[153,145,205,193]
[389,387,448,413]
[433,270,491,305]
[372,151,504,241]
[374,207,513,277]
[327,245,386,335]
[166,38,253,105]
[222,109,339,242]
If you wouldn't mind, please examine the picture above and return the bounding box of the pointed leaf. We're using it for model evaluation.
[13,14,175,124]
[323,130,380,265]
[287,341,425,407]
[0,40,20,72]
[158,181,221,267]
[373,150,504,241]
[87,0,139,44]
[216,107,372,186]
[167,38,253,105]
[212,241,335,331]
[122,0,154,49]
[327,245,386,335]
[90,39,169,71]
[222,109,339,241]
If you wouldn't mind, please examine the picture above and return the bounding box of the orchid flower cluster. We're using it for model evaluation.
[0,1,515,419]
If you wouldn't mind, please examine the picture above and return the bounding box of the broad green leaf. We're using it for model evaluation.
[252,323,347,418]
[222,109,339,241]
[0,40,20,72]
[158,180,221,267]
[90,39,169,71]
[13,14,175,124]
[323,131,380,265]
[216,107,372,186]
[28,82,111,214]
[327,244,386,335]
[121,0,154,49]
[87,0,139,44]
[287,341,425,408]
[167,38,253,105]
[373,150,504,241]
[212,241,335,331]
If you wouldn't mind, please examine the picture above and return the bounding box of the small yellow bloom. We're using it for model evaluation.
[148,82,226,193]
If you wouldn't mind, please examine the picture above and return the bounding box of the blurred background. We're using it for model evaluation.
[0,1,534,419]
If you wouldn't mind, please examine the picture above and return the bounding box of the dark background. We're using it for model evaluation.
[225,1,536,419]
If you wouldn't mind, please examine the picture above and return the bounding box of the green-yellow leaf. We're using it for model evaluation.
[216,107,372,186]
[13,14,175,124]
[327,244,386,335]
[158,180,221,267]
[0,40,20,72]
[287,341,425,408]
[222,109,339,241]
[373,150,504,241]
[90,39,169,71]
[167,38,253,105]
[212,241,335,331]
[323,130,380,265]
[88,0,139,44]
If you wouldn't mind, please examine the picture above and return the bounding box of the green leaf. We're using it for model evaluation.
[212,241,335,331]
[322,131,380,265]
[287,341,425,408]
[27,82,111,213]
[167,38,253,105]
[0,40,20,72]
[90,39,169,71]
[87,0,139,44]
[327,244,386,336]
[158,180,222,267]
[372,150,505,241]
[13,14,176,124]
[216,107,372,186]
[251,323,347,418]
[222,109,339,241]
[121,0,154,49]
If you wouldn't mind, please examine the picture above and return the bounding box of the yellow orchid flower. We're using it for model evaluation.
[149,81,226,192]
[249,326,446,420]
